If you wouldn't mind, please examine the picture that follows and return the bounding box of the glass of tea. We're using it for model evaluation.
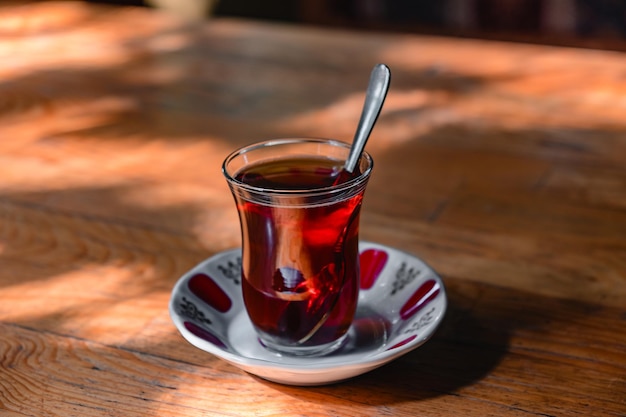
[222,138,373,356]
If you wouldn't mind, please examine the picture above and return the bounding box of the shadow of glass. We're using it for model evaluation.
[250,278,620,413]
[248,279,507,403]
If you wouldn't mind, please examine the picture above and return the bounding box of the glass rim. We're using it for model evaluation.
[221,137,373,196]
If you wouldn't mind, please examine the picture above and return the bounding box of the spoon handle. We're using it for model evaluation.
[344,63,391,173]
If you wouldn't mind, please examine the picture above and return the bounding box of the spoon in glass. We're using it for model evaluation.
[292,65,391,345]
[343,63,391,174]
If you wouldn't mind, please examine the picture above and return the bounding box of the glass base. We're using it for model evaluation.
[259,333,348,357]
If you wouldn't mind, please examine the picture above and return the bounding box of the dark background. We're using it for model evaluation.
[87,0,626,51]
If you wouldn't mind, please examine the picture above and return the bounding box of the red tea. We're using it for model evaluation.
[233,156,364,350]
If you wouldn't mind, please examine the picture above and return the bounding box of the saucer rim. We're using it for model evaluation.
[169,241,447,379]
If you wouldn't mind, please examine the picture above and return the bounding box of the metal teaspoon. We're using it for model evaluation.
[343,63,391,174]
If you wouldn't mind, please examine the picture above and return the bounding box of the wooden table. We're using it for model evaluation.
[1,2,625,416]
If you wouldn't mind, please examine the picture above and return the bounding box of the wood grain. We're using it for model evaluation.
[0,2,625,416]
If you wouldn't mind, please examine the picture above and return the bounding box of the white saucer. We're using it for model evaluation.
[169,241,447,386]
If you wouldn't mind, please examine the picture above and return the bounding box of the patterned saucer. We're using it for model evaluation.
[169,241,447,386]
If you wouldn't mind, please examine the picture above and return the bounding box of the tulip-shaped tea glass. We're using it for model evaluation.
[222,138,373,356]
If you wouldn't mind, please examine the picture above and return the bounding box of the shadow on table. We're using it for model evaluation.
[256,280,610,408]
[252,280,509,403]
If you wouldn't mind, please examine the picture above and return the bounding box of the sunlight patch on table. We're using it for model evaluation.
[275,88,452,152]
